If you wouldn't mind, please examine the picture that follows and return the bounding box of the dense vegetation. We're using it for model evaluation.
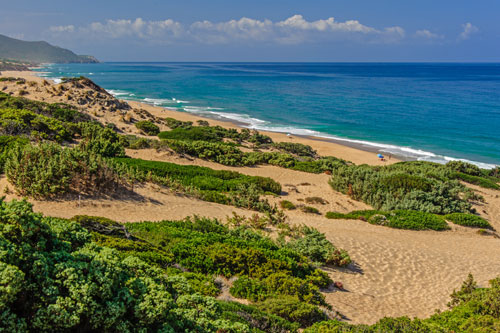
[6,143,123,198]
[325,209,495,231]
[0,199,354,331]
[0,199,255,332]
[328,161,497,214]
[2,199,499,331]
[304,274,500,332]
[0,93,281,212]
[325,209,449,231]
[135,120,160,136]
[444,213,492,229]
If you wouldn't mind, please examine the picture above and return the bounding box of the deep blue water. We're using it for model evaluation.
[36,63,500,167]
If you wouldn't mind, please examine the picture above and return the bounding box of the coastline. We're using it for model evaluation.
[9,67,500,168]
[1,69,399,166]
[30,64,500,169]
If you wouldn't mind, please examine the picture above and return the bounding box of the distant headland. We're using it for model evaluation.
[0,33,98,66]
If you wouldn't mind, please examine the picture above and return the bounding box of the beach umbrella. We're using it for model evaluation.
[377,154,384,158]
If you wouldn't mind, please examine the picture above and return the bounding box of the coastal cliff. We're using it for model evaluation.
[0,34,99,64]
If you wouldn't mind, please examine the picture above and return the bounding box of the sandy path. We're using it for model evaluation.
[126,148,372,215]
[0,176,250,222]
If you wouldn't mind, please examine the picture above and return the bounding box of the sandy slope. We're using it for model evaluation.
[1,70,500,325]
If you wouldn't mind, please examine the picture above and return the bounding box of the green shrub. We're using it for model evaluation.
[0,199,247,332]
[444,213,492,229]
[305,196,328,205]
[0,92,90,123]
[453,172,500,190]
[113,157,281,195]
[0,135,28,172]
[301,206,320,214]
[280,200,296,210]
[5,143,123,198]
[326,210,385,220]
[135,120,160,135]
[285,226,351,267]
[326,209,450,231]
[255,296,328,328]
[0,107,73,142]
[159,126,223,142]
[78,122,125,157]
[373,210,449,231]
[164,117,192,129]
[272,142,317,157]
[329,161,477,214]
[218,301,300,332]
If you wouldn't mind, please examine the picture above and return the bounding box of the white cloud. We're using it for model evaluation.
[415,29,443,39]
[48,15,406,45]
[276,15,376,33]
[459,22,478,40]
[49,25,75,33]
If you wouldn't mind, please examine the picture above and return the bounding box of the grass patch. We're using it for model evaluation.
[301,206,320,215]
[326,209,450,231]
[135,120,159,135]
[280,200,296,210]
[444,213,492,229]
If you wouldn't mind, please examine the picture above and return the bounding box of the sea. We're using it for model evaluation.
[34,62,500,169]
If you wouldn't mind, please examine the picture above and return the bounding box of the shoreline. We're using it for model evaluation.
[6,68,498,168]
[30,65,500,169]
[1,69,396,166]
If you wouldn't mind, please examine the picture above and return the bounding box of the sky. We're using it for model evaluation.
[1,0,499,62]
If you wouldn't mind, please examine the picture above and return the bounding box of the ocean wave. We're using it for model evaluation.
[180,109,498,169]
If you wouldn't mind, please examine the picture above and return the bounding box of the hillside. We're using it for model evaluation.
[0,72,499,331]
[0,34,98,63]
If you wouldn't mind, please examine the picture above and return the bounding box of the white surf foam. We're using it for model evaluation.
[179,108,498,169]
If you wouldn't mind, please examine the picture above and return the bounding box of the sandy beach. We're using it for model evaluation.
[1,69,500,325]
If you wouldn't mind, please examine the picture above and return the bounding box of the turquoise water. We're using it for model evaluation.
[36,63,500,168]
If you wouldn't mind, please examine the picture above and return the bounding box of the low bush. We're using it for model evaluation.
[329,161,479,214]
[453,172,500,190]
[326,210,385,220]
[305,196,328,205]
[0,107,73,142]
[255,296,328,328]
[444,213,492,229]
[378,210,450,231]
[230,273,328,307]
[326,209,450,231]
[159,126,223,142]
[164,117,192,129]
[280,200,296,210]
[78,122,125,157]
[301,206,320,214]
[218,301,300,332]
[135,120,159,135]
[0,135,28,172]
[6,143,123,198]
[0,91,90,123]
[113,157,281,195]
[285,226,351,267]
[272,142,317,157]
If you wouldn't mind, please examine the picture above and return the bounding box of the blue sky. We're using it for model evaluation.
[1,0,498,61]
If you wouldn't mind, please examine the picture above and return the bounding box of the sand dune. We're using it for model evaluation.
[1,70,499,325]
